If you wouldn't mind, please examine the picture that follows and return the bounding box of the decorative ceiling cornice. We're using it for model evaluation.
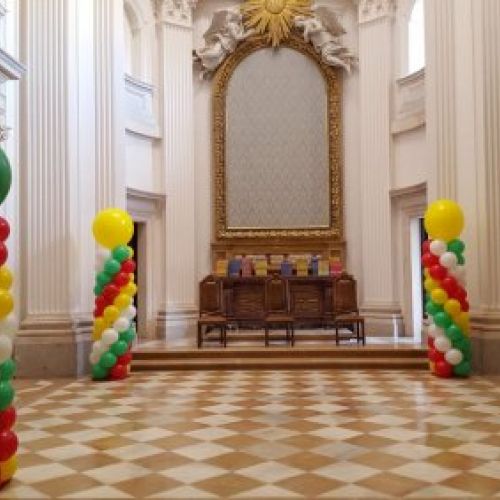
[358,0,396,24]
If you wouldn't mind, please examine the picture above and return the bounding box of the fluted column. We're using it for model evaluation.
[94,0,126,209]
[17,0,96,376]
[157,0,197,339]
[424,0,457,200]
[425,0,500,372]
[358,0,402,334]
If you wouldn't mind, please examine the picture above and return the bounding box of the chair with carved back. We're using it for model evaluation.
[330,273,365,345]
[198,276,227,348]
[264,275,295,347]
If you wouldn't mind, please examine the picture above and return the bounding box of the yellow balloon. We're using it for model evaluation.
[114,293,131,310]
[444,299,461,317]
[424,278,438,293]
[431,288,448,305]
[455,311,470,333]
[424,199,464,243]
[0,290,13,318]
[424,268,430,279]
[103,305,120,323]
[0,266,13,290]
[0,454,17,483]
[92,208,134,249]
[122,282,137,297]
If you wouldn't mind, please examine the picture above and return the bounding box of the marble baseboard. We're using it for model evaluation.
[360,305,406,337]
[471,331,500,375]
[15,317,92,378]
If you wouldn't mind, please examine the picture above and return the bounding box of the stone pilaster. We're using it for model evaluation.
[358,0,403,335]
[156,0,198,341]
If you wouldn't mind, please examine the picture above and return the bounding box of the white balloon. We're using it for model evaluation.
[434,336,452,353]
[430,240,447,257]
[428,324,444,338]
[89,351,100,365]
[445,348,464,366]
[439,252,458,269]
[92,340,107,356]
[0,316,17,339]
[113,317,130,333]
[101,328,119,346]
[0,336,12,364]
[96,249,111,270]
[124,305,137,320]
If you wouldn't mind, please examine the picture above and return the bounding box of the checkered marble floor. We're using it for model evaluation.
[3,370,500,499]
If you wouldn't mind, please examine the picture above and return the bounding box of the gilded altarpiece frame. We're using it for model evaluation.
[211,33,345,263]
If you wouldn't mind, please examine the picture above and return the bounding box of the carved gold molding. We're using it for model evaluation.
[212,33,343,241]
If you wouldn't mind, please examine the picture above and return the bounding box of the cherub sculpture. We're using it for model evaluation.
[194,9,254,78]
[295,7,357,73]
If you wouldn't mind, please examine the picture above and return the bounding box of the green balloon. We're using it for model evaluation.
[100,351,117,369]
[0,359,16,381]
[448,239,465,255]
[104,258,121,276]
[435,311,452,329]
[111,340,128,356]
[0,381,14,410]
[426,300,443,317]
[112,245,130,263]
[96,271,112,287]
[445,324,463,344]
[453,360,471,377]
[92,363,108,380]
[120,327,136,345]
[457,253,465,265]
[455,336,472,357]
[93,284,104,296]
[0,148,12,205]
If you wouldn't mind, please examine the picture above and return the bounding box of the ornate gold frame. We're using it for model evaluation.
[213,33,343,241]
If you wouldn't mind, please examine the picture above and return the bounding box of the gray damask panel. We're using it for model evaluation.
[226,47,330,229]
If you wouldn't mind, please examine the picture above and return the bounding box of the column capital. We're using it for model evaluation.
[155,0,198,27]
[358,0,396,24]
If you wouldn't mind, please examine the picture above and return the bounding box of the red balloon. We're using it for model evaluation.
[93,307,104,318]
[422,239,431,254]
[0,242,7,267]
[454,288,467,302]
[422,252,439,269]
[0,218,10,242]
[441,277,459,296]
[0,430,18,461]
[0,407,16,431]
[435,360,453,378]
[117,353,132,366]
[103,284,120,301]
[95,296,107,310]
[110,364,128,380]
[121,259,136,274]
[429,265,447,281]
[113,272,130,287]
[427,337,435,349]
[428,348,444,363]
[461,300,470,312]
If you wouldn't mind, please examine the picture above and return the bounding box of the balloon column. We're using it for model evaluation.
[0,147,18,486]
[90,209,137,381]
[423,199,471,378]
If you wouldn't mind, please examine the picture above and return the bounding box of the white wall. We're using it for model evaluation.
[393,127,427,189]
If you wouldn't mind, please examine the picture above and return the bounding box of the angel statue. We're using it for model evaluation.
[194,9,254,78]
[295,6,357,73]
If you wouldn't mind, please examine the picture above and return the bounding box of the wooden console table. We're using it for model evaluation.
[218,276,335,324]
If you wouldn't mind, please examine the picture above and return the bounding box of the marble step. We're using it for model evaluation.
[131,356,428,371]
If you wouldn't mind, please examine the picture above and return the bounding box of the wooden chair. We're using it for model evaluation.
[198,276,227,348]
[264,276,295,347]
[329,273,365,345]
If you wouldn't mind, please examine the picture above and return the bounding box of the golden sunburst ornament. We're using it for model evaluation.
[241,0,312,47]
